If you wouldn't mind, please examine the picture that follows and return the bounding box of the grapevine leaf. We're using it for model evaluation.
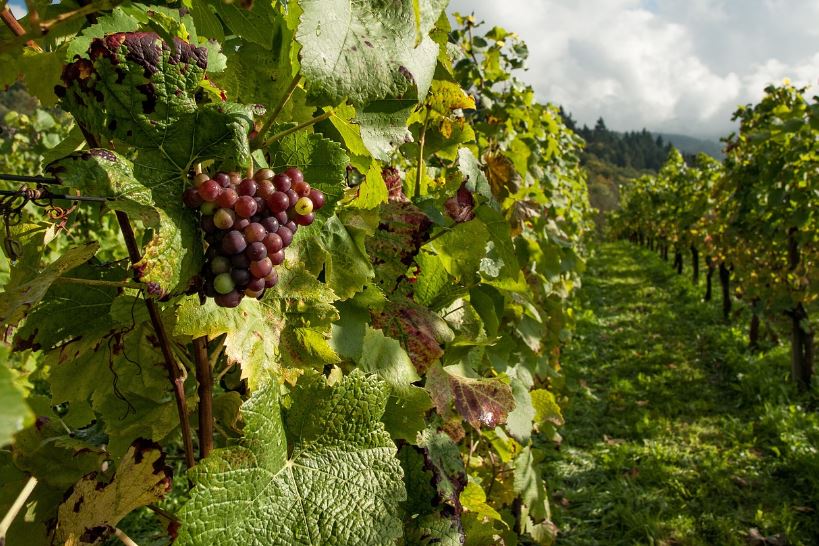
[296,0,442,105]
[413,251,450,307]
[16,50,64,107]
[513,446,549,522]
[0,364,32,446]
[56,33,206,144]
[359,326,431,441]
[371,298,453,374]
[177,370,406,546]
[53,440,172,546]
[173,296,282,390]
[353,161,390,209]
[317,215,375,300]
[404,515,464,546]
[476,207,527,291]
[458,148,492,200]
[13,261,126,353]
[505,377,535,443]
[267,130,349,222]
[47,150,200,295]
[189,0,224,41]
[460,481,504,524]
[417,426,466,506]
[426,363,515,430]
[65,8,141,61]
[425,219,490,284]
[12,416,103,488]
[0,452,63,546]
[531,389,564,428]
[357,99,415,161]
[213,0,277,48]
[0,242,98,329]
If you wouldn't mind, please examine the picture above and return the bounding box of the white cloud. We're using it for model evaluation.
[449,0,819,137]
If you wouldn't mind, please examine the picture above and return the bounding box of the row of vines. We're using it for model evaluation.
[0,1,592,545]
[612,83,818,391]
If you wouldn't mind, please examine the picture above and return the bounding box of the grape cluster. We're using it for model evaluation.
[183,167,325,308]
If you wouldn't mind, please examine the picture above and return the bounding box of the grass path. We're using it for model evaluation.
[545,242,819,546]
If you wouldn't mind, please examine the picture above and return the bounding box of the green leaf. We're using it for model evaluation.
[425,220,490,284]
[357,99,415,161]
[505,376,535,443]
[173,296,281,390]
[317,215,375,299]
[65,8,141,60]
[189,0,224,41]
[213,0,277,48]
[359,326,431,441]
[296,0,442,105]
[531,389,564,428]
[0,364,32,446]
[513,446,550,522]
[177,370,405,546]
[352,160,389,209]
[53,440,172,545]
[460,481,504,524]
[0,242,98,329]
[417,426,466,505]
[14,261,126,353]
[458,148,492,200]
[47,150,201,296]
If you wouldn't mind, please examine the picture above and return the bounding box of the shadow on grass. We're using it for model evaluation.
[545,242,819,546]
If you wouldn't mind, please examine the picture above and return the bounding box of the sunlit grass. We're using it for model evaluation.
[544,242,819,546]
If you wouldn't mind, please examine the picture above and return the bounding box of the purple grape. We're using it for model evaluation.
[267,191,290,213]
[261,217,280,233]
[221,230,247,255]
[231,268,251,287]
[246,241,268,261]
[214,290,243,308]
[277,226,293,247]
[213,172,231,188]
[244,222,267,243]
[238,178,257,196]
[231,253,250,269]
[184,187,204,208]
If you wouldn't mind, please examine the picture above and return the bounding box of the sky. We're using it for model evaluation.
[448,0,819,138]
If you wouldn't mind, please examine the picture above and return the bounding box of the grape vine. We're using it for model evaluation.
[0,3,591,545]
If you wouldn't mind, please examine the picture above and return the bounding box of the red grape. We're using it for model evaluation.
[256,180,275,200]
[213,172,231,187]
[277,226,293,246]
[286,167,304,185]
[231,268,251,287]
[198,180,222,202]
[255,168,274,181]
[235,196,258,218]
[263,232,283,253]
[272,173,292,192]
[267,191,290,213]
[309,189,325,210]
[247,277,265,292]
[264,270,279,288]
[238,178,257,196]
[269,249,285,265]
[244,222,267,243]
[216,188,239,208]
[285,189,299,206]
[250,258,273,278]
[293,212,315,226]
[261,217,279,233]
[292,180,310,197]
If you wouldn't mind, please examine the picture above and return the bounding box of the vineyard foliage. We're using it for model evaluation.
[0,2,591,545]
[613,83,819,389]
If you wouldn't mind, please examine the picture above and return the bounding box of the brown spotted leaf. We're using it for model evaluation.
[371,298,452,374]
[426,363,516,430]
[483,150,520,199]
[53,439,172,545]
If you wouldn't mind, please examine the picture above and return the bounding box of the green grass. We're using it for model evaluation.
[545,242,819,546]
